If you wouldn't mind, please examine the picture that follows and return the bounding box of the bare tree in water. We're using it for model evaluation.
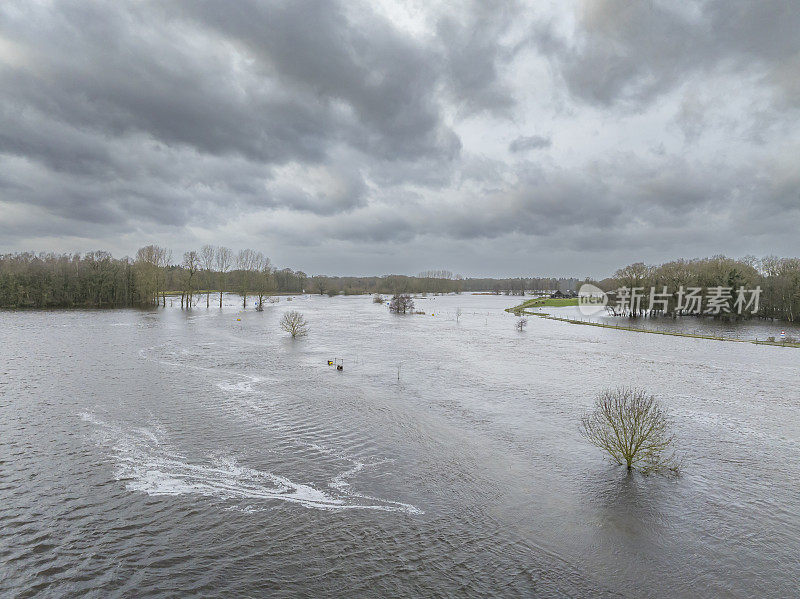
[215,246,233,308]
[155,246,172,306]
[134,245,171,307]
[580,388,680,475]
[254,253,273,311]
[237,249,258,308]
[280,310,308,338]
[134,245,161,306]
[200,245,215,308]
[389,294,414,314]
[181,250,200,309]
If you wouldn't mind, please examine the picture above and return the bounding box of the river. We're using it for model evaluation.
[1,293,798,597]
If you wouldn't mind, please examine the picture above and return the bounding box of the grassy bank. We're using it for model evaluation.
[514,297,579,309]
[507,301,800,349]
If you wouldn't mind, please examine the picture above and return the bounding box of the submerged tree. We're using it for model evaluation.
[134,245,160,306]
[280,310,308,338]
[515,317,528,331]
[254,253,273,311]
[389,293,414,314]
[580,388,679,475]
[236,249,257,308]
[181,250,200,309]
[155,246,172,306]
[134,244,171,306]
[200,244,215,308]
[214,246,233,308]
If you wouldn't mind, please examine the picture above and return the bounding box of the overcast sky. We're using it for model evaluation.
[1,1,798,277]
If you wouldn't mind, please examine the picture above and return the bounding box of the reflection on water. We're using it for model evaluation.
[1,294,798,597]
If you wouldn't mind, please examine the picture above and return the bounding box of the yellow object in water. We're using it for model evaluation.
[237,318,241,321]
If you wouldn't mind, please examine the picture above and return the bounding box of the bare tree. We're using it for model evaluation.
[372,294,384,304]
[280,310,308,338]
[134,245,171,306]
[515,317,528,331]
[134,245,160,306]
[580,388,680,475]
[254,252,273,311]
[613,263,653,317]
[312,276,327,295]
[155,246,172,306]
[296,270,307,293]
[200,244,215,308]
[237,249,257,308]
[181,250,200,309]
[215,246,233,308]
[389,293,414,314]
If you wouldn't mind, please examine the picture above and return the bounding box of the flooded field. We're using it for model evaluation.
[1,293,798,597]
[546,303,800,341]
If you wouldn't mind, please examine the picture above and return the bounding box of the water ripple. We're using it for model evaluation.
[80,412,422,515]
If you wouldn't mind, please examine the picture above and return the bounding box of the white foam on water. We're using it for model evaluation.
[330,461,365,490]
[81,413,422,514]
[79,411,108,427]
[216,377,266,395]
[130,342,422,514]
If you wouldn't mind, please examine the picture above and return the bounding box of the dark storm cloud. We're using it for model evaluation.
[171,0,461,160]
[301,154,793,255]
[538,0,800,109]
[0,3,340,163]
[436,0,519,116]
[0,0,798,275]
[0,0,467,234]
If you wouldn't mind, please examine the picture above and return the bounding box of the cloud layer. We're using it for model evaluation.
[1,0,798,276]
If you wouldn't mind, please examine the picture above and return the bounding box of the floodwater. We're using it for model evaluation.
[546,304,800,341]
[1,293,798,597]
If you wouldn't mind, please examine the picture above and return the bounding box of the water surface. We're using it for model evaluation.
[1,294,798,597]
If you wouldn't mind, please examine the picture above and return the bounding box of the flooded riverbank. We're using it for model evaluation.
[2,293,798,597]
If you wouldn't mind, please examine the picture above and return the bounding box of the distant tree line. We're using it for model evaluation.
[461,276,580,295]
[312,274,581,296]
[0,247,578,309]
[598,255,800,322]
[5,249,794,321]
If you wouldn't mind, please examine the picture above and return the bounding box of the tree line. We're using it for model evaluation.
[0,246,281,310]
[599,255,800,322]
[0,246,589,309]
[0,246,555,309]
[4,249,796,321]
